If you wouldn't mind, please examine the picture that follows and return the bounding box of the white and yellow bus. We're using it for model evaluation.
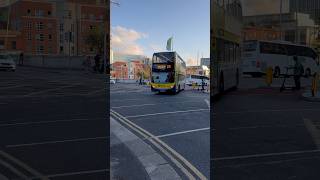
[211,0,243,95]
[151,51,186,94]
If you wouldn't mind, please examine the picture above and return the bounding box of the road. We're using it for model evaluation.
[110,83,210,179]
[0,67,108,180]
[213,76,320,180]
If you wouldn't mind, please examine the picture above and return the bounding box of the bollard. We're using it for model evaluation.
[266,67,273,86]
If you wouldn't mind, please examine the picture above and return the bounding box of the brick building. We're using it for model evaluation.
[10,0,58,55]
[1,0,107,56]
[111,61,128,79]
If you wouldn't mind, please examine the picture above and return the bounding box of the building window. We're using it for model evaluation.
[60,34,64,43]
[27,9,31,15]
[71,46,74,54]
[12,41,16,49]
[35,9,44,17]
[89,14,95,20]
[27,32,32,40]
[26,22,32,29]
[36,34,44,41]
[0,40,4,49]
[60,23,64,31]
[36,45,44,54]
[36,22,44,30]
[89,25,95,30]
[48,46,52,53]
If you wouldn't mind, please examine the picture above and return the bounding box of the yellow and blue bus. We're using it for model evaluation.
[151,51,186,94]
[211,0,242,96]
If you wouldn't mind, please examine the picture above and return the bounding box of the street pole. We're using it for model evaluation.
[279,0,283,41]
[5,1,11,52]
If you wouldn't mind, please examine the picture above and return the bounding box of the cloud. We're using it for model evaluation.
[149,44,164,52]
[241,0,289,16]
[111,26,148,55]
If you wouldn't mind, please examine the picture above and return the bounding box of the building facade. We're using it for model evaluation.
[1,0,107,55]
[243,12,317,45]
[290,0,320,24]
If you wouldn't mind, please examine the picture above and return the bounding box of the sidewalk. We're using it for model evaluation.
[110,118,181,180]
[110,132,150,180]
[302,91,320,102]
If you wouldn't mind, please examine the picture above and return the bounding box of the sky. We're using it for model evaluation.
[111,0,210,66]
[241,0,290,16]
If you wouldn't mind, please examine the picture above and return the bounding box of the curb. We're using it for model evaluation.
[110,118,182,180]
[301,91,320,102]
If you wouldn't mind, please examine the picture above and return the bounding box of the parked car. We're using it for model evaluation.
[0,54,16,71]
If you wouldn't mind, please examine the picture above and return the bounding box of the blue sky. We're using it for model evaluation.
[111,0,209,65]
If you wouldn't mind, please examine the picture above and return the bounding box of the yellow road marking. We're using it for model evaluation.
[111,109,207,180]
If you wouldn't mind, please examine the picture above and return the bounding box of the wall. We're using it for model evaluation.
[19,55,87,70]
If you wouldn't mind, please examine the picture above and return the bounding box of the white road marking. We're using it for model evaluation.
[111,100,204,109]
[23,83,81,97]
[213,149,320,161]
[0,118,102,127]
[6,136,107,148]
[205,99,210,108]
[0,85,25,90]
[156,127,210,138]
[216,108,320,115]
[31,169,108,179]
[304,118,320,149]
[125,108,209,118]
[0,158,29,179]
[0,150,49,179]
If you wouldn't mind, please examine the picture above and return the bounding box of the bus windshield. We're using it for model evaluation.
[152,72,174,83]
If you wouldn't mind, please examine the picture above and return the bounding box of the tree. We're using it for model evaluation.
[85,26,104,54]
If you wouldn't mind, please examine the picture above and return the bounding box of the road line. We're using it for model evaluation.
[0,85,25,90]
[216,108,320,115]
[23,83,81,97]
[125,109,209,118]
[0,118,102,127]
[304,118,320,149]
[111,100,204,109]
[6,137,107,148]
[31,169,108,179]
[156,127,210,138]
[212,149,320,161]
[0,150,49,179]
[111,109,207,180]
[205,99,210,108]
[0,158,29,179]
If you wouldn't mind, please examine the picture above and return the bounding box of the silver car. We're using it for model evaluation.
[0,54,16,71]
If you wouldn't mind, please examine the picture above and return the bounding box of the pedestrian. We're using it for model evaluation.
[83,56,91,74]
[19,52,24,66]
[293,56,304,90]
[139,76,142,85]
[201,78,205,92]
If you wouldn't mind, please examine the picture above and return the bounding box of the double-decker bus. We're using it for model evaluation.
[211,0,242,96]
[151,51,186,94]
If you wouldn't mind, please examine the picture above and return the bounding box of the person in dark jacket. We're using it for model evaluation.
[19,52,24,66]
[94,54,100,72]
[293,56,304,90]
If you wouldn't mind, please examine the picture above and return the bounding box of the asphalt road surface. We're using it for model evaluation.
[213,77,320,180]
[0,67,107,180]
[110,83,210,179]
